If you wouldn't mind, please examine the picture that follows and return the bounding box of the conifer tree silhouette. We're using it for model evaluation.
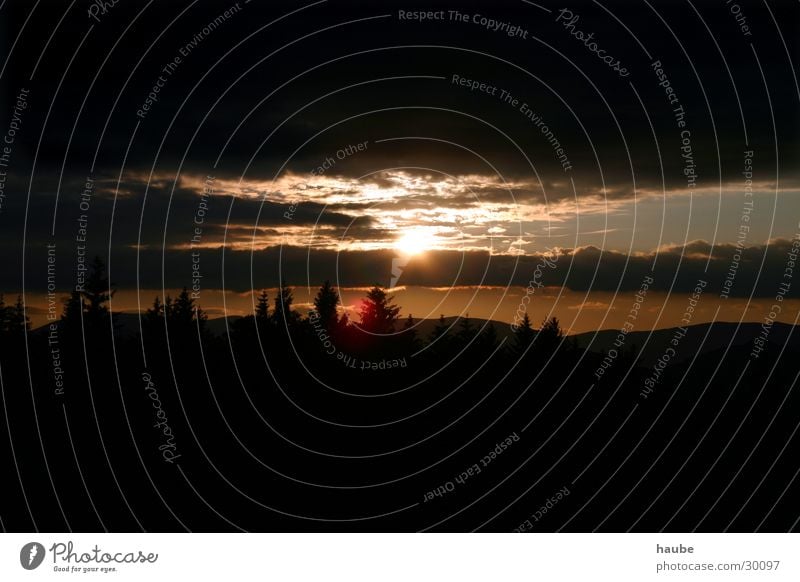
[456,313,475,346]
[273,285,298,326]
[169,287,207,332]
[255,289,270,321]
[146,295,164,322]
[402,313,420,351]
[60,257,114,336]
[512,313,535,356]
[83,256,114,325]
[313,280,340,331]
[60,291,83,334]
[10,295,28,332]
[143,296,166,343]
[429,314,448,342]
[537,316,563,353]
[359,286,400,334]
[0,294,29,334]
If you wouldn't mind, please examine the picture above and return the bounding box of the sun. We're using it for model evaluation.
[395,230,434,256]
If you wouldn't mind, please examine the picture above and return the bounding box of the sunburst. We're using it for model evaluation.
[394,229,435,256]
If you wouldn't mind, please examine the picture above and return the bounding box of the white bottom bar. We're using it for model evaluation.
[1,533,797,581]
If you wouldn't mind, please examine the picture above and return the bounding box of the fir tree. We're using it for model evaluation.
[402,313,420,350]
[9,295,29,332]
[273,285,297,325]
[0,294,24,334]
[456,313,475,345]
[513,313,535,354]
[60,291,84,333]
[429,314,449,342]
[144,296,164,332]
[313,281,340,331]
[147,296,164,319]
[83,256,114,324]
[170,287,206,330]
[359,285,400,334]
[255,289,270,321]
[537,316,563,351]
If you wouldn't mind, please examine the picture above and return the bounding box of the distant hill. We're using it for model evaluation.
[410,319,799,366]
[31,314,797,366]
[407,315,516,343]
[411,319,799,366]
[30,313,515,342]
[31,312,242,338]
[573,321,799,367]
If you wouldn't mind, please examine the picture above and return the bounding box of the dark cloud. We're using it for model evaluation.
[1,0,797,303]
[10,235,797,300]
[2,0,797,185]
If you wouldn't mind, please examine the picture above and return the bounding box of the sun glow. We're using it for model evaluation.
[395,230,435,256]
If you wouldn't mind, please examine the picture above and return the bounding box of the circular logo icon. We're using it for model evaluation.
[20,542,45,570]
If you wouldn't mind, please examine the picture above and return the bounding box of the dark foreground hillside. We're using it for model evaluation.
[1,280,799,532]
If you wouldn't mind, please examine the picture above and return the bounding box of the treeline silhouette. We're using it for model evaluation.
[1,257,799,532]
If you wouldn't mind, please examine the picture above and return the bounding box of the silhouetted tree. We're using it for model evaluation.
[540,316,563,339]
[426,314,454,359]
[333,311,353,347]
[273,285,298,326]
[60,291,83,332]
[7,295,31,334]
[83,256,114,321]
[169,287,207,332]
[0,294,28,334]
[429,314,449,343]
[403,314,415,330]
[59,257,115,334]
[146,295,164,320]
[10,295,28,332]
[255,289,270,321]
[456,313,475,346]
[401,313,420,350]
[512,313,535,355]
[143,295,165,336]
[313,281,340,331]
[359,286,400,334]
[537,316,563,353]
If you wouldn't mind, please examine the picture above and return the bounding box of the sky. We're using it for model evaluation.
[1,0,798,330]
